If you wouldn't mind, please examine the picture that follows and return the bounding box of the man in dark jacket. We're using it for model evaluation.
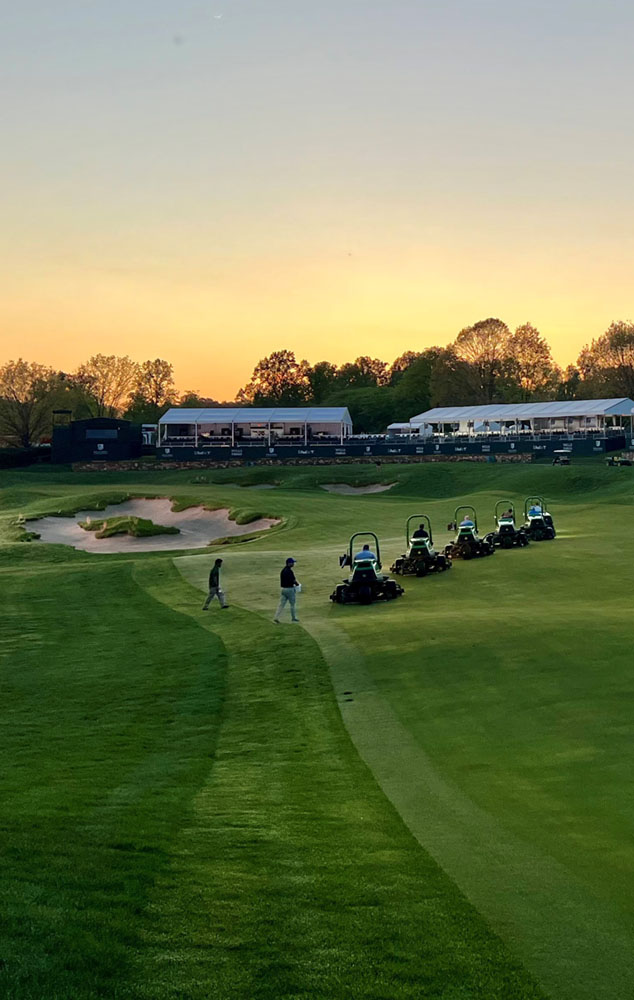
[274,557,300,623]
[202,558,228,610]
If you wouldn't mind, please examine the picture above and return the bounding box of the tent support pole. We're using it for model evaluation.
[304,420,307,446]
[231,422,234,447]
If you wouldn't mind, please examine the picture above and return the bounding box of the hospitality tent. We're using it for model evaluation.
[158,406,354,446]
[408,399,634,436]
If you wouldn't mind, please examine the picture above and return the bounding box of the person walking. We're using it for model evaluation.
[274,557,300,623]
[202,558,229,610]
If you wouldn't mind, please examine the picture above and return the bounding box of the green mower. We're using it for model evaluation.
[490,500,529,549]
[522,496,556,540]
[391,515,452,576]
[330,531,404,605]
[444,506,495,560]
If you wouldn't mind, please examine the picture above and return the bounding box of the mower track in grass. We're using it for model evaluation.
[305,618,634,1000]
[130,559,545,1000]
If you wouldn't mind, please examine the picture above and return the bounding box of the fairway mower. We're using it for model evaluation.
[490,500,529,550]
[522,496,556,540]
[391,515,451,576]
[444,506,495,560]
[330,531,404,605]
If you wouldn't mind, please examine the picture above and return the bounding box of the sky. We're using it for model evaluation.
[3,0,634,398]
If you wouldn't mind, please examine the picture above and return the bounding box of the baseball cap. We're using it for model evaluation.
[286,557,296,564]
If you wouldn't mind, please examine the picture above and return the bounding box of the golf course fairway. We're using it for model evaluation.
[2,459,633,999]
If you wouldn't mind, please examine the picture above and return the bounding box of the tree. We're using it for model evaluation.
[74,354,140,417]
[504,323,560,400]
[428,348,480,407]
[353,356,389,386]
[323,385,397,433]
[239,350,310,405]
[558,365,582,400]
[306,361,338,403]
[134,359,175,408]
[334,357,388,390]
[388,351,422,385]
[0,359,61,447]
[392,348,443,415]
[124,359,176,423]
[452,318,512,402]
[178,390,221,408]
[577,321,634,398]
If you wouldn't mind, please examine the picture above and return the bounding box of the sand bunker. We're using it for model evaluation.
[320,483,396,495]
[31,499,279,553]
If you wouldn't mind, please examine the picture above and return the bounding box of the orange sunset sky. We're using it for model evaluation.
[3,1,634,398]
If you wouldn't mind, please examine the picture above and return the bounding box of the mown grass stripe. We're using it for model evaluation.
[134,559,545,999]
[306,617,634,1000]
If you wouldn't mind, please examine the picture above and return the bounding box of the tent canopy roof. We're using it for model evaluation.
[159,406,353,426]
[410,399,634,424]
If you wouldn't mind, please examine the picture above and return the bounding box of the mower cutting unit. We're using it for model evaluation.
[444,506,495,560]
[330,531,404,605]
[490,500,529,549]
[522,496,556,541]
[391,515,451,576]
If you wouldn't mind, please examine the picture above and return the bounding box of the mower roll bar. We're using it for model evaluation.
[524,496,546,518]
[406,514,432,546]
[348,531,381,568]
[495,499,515,523]
[450,505,478,532]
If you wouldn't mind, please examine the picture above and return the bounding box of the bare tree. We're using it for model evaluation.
[74,355,140,417]
[0,359,60,447]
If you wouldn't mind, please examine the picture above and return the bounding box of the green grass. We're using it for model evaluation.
[2,458,634,998]
[79,515,180,538]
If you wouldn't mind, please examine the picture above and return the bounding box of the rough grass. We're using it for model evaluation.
[2,458,634,999]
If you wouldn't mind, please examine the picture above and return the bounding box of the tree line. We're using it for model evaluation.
[0,356,198,449]
[2,317,634,445]
[236,318,634,431]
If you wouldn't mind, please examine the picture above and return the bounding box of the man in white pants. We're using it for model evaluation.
[274,557,300,623]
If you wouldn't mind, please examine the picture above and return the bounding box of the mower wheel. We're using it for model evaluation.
[359,584,373,605]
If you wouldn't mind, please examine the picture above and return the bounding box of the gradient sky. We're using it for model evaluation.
[3,0,634,397]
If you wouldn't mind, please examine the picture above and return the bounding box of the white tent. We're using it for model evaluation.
[408,399,634,436]
[158,406,353,446]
